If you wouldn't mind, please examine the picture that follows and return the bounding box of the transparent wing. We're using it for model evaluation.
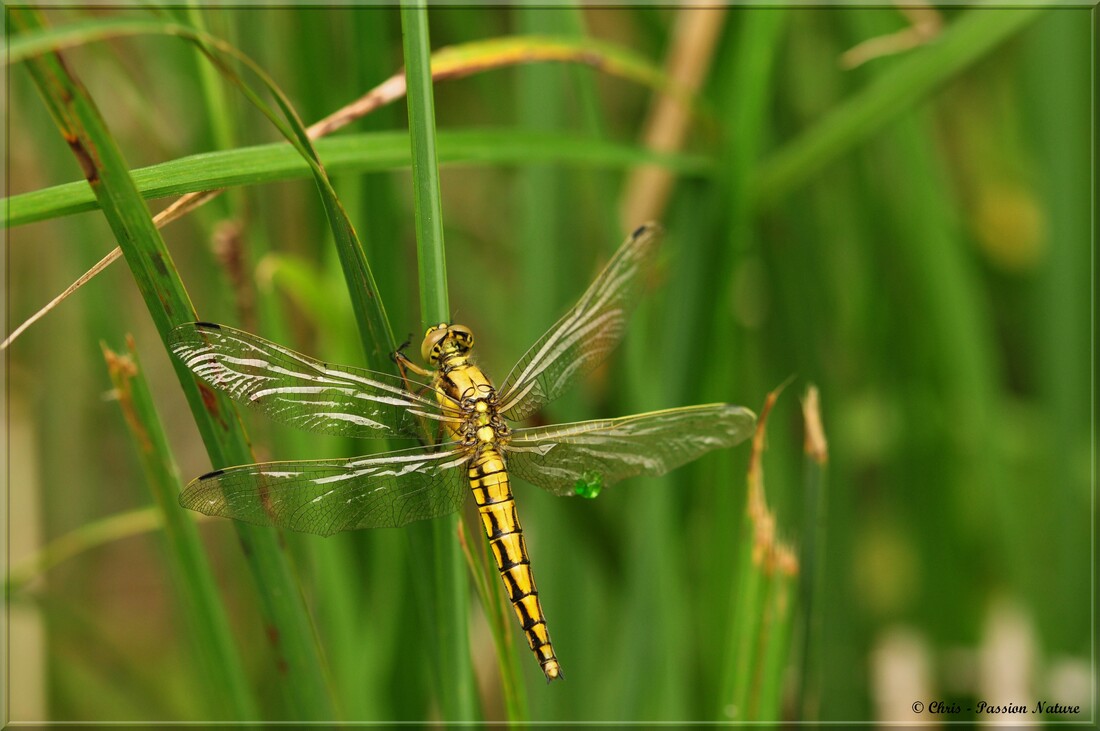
[169,322,453,439]
[504,403,755,496]
[181,443,471,535]
[496,223,663,421]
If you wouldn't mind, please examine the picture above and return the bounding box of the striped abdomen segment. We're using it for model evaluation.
[469,446,562,682]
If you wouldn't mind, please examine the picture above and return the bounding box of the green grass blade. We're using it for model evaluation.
[719,388,798,721]
[10,8,337,720]
[516,7,568,352]
[9,23,694,112]
[178,4,238,156]
[188,21,399,367]
[723,508,767,720]
[10,11,398,365]
[102,340,258,721]
[6,17,193,62]
[752,6,1048,207]
[756,566,798,722]
[1023,8,1092,652]
[5,130,711,229]
[6,507,164,593]
[404,9,449,323]
[401,0,477,720]
[428,33,703,118]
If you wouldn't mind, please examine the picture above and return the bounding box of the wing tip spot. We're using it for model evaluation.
[194,321,222,330]
[199,468,226,480]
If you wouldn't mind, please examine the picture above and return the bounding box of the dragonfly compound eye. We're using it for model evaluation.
[420,325,450,363]
[449,325,475,354]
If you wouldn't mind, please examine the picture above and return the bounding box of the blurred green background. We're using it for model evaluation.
[5,5,1092,724]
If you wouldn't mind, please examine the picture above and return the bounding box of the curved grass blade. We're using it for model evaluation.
[9,24,696,121]
[10,12,397,365]
[6,506,175,593]
[9,8,339,719]
[5,130,712,228]
[6,18,194,62]
[425,34,700,118]
[752,6,1047,207]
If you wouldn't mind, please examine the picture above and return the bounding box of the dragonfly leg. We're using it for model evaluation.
[393,351,443,404]
[392,345,433,386]
[392,344,463,443]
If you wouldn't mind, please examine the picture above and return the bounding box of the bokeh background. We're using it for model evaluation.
[6,5,1092,724]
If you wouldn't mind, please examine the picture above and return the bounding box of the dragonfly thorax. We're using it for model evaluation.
[454,384,508,445]
[421,322,474,365]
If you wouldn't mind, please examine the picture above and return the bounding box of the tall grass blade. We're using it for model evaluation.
[1014,10,1091,653]
[9,8,337,719]
[400,0,477,720]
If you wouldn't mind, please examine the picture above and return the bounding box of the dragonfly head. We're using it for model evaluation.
[421,323,475,364]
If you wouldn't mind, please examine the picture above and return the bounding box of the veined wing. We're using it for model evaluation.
[504,403,755,496]
[496,223,662,422]
[169,322,454,439]
[181,442,471,535]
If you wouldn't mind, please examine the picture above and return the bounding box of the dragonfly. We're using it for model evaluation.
[168,222,755,683]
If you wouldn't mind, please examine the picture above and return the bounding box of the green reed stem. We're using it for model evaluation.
[400,0,477,720]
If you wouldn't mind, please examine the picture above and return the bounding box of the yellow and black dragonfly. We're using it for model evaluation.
[169,222,755,682]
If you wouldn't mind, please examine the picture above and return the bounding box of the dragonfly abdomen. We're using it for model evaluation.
[468,446,562,682]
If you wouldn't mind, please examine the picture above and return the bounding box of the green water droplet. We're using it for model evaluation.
[574,470,603,499]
